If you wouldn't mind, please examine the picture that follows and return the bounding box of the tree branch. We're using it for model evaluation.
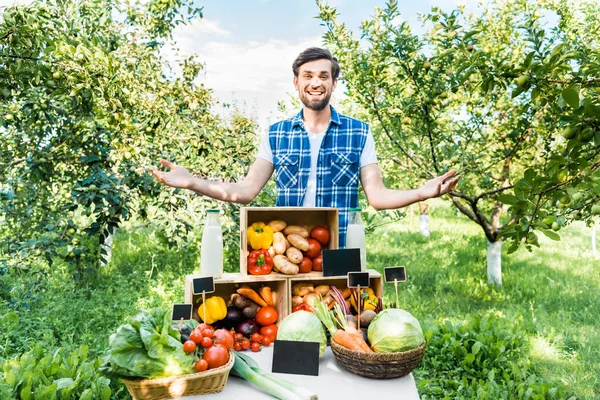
[475,185,515,202]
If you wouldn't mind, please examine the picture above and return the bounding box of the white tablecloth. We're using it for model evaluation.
[185,346,420,400]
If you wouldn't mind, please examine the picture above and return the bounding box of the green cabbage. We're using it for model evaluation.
[367,309,425,353]
[277,311,327,357]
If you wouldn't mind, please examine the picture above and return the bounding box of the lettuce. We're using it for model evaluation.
[367,309,425,353]
[277,311,327,357]
[100,308,195,379]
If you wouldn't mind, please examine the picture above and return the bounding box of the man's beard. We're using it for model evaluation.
[300,91,331,111]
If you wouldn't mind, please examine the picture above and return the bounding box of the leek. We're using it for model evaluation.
[231,351,318,400]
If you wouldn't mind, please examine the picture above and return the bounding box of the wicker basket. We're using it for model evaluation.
[330,340,426,379]
[121,351,234,400]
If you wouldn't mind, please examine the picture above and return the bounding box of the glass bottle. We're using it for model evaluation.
[200,209,223,278]
[345,207,367,271]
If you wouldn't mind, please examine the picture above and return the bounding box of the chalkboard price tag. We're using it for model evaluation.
[322,248,361,277]
[384,266,406,283]
[192,277,215,295]
[272,340,320,376]
[347,271,370,288]
[171,304,192,321]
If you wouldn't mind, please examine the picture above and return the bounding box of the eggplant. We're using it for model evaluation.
[221,306,243,329]
[236,319,259,338]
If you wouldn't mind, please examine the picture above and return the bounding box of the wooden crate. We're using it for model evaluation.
[240,206,339,276]
[184,273,289,324]
[287,269,383,316]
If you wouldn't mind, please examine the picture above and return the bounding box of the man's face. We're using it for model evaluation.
[294,59,337,112]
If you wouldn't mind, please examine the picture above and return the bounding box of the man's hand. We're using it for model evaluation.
[148,159,195,189]
[419,170,460,200]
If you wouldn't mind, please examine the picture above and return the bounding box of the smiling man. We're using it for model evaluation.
[150,47,459,246]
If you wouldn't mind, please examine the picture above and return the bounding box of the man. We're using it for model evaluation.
[150,47,459,246]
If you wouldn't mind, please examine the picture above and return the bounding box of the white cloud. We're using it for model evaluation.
[192,18,232,37]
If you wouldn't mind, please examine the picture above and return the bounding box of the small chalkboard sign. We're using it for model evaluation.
[347,271,370,288]
[192,277,215,295]
[171,304,192,321]
[322,248,361,277]
[272,340,320,376]
[384,266,406,283]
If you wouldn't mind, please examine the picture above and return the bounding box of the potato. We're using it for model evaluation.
[273,232,287,255]
[292,295,304,307]
[359,310,377,328]
[267,220,287,232]
[292,283,314,297]
[283,225,309,238]
[267,246,275,259]
[314,285,330,296]
[304,292,319,308]
[286,247,303,264]
[287,234,309,251]
[273,255,299,275]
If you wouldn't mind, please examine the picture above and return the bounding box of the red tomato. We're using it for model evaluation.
[202,344,229,369]
[261,336,272,347]
[303,238,322,259]
[183,340,197,353]
[255,306,278,326]
[233,342,242,352]
[198,323,214,331]
[235,333,243,340]
[292,303,313,313]
[259,324,278,342]
[241,339,250,350]
[190,329,203,344]
[312,254,323,271]
[202,328,214,338]
[251,342,261,352]
[213,329,234,350]
[200,336,213,348]
[298,257,312,273]
[195,359,208,372]
[310,226,330,245]
[251,333,263,343]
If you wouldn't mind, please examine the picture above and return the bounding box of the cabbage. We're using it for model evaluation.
[367,309,424,353]
[277,311,327,357]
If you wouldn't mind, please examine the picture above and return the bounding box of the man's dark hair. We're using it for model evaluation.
[292,47,340,81]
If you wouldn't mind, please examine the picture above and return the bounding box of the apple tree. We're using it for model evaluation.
[317,0,599,284]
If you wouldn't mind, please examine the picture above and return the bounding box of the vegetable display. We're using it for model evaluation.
[276,311,327,357]
[367,309,425,353]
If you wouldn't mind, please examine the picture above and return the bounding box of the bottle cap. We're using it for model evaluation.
[206,209,220,213]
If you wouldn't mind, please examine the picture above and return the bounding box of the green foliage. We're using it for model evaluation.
[316,0,600,255]
[0,344,114,400]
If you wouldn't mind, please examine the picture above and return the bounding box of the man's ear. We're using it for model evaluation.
[293,76,299,91]
[332,78,338,91]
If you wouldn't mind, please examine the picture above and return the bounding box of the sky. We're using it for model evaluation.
[1,0,483,129]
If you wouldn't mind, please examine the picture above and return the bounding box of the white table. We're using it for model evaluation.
[185,346,420,400]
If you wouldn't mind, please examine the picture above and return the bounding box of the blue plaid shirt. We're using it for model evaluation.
[268,106,369,247]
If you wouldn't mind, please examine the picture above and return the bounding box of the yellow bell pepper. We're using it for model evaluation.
[247,222,274,250]
[197,296,227,324]
[350,288,378,312]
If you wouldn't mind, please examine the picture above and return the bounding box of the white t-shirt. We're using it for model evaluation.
[257,128,378,207]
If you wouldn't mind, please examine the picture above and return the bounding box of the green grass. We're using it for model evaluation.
[1,205,598,399]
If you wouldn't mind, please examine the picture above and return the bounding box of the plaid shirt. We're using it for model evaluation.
[268,106,368,247]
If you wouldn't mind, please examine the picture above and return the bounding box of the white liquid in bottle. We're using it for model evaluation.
[200,211,223,278]
[346,223,366,272]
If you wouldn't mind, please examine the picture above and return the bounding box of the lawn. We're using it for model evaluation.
[1,202,597,399]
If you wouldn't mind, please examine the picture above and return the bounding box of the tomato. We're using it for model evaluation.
[202,344,229,369]
[213,329,234,350]
[303,238,322,259]
[260,324,278,341]
[233,342,242,352]
[292,303,313,313]
[255,306,278,326]
[261,336,271,347]
[251,342,261,352]
[183,340,197,353]
[298,257,312,273]
[198,323,214,331]
[251,333,263,343]
[312,254,323,271]
[310,225,330,245]
[202,328,214,338]
[235,333,243,340]
[241,339,250,350]
[200,336,213,348]
[195,359,208,372]
[190,329,203,344]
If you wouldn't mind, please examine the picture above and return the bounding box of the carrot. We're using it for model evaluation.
[340,287,352,299]
[314,298,373,352]
[343,325,373,353]
[237,285,268,307]
[332,330,368,352]
[259,286,275,307]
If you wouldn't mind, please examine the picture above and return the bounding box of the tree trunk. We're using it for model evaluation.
[100,226,117,267]
[487,240,503,285]
[592,227,597,259]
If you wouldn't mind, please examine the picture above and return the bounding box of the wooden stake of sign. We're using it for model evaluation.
[202,291,207,323]
[394,279,399,310]
[384,266,406,308]
[357,284,361,331]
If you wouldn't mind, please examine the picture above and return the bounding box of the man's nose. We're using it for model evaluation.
[311,78,321,87]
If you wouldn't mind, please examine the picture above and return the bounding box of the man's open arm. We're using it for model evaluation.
[149,158,274,205]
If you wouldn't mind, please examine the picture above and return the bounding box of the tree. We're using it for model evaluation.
[317,0,600,284]
[0,0,258,281]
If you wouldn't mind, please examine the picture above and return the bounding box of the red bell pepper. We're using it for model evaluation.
[247,249,273,275]
[292,303,313,313]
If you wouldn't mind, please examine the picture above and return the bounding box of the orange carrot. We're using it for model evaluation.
[259,286,275,307]
[237,285,268,307]
[332,330,368,352]
[344,325,373,353]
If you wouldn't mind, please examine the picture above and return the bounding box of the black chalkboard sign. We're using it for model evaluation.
[171,304,192,321]
[322,248,361,277]
[384,266,406,282]
[348,271,370,288]
[272,340,320,376]
[192,277,215,295]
